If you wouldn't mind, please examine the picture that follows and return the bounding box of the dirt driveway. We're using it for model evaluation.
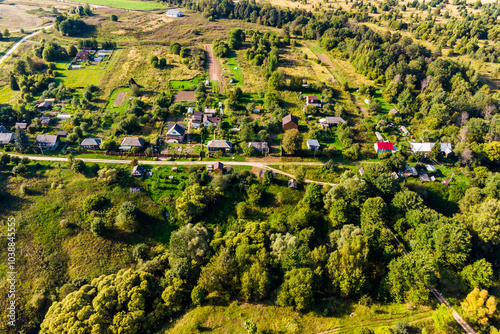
[204,44,224,93]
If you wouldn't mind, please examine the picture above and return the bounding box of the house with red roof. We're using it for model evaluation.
[374,142,396,154]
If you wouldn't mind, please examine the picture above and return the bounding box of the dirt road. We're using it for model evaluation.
[10,154,335,186]
[204,44,224,93]
[0,26,52,65]
[314,52,339,85]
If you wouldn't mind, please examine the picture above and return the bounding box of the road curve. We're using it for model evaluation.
[0,25,53,65]
[9,154,336,186]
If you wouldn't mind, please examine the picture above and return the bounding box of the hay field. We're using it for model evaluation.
[0,2,45,30]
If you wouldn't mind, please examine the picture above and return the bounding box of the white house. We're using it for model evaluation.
[166,9,184,17]
[305,95,322,107]
[410,142,453,157]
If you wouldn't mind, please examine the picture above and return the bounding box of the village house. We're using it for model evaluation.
[207,140,232,153]
[203,115,220,127]
[37,100,54,111]
[400,126,410,136]
[253,106,263,114]
[389,108,400,116]
[306,139,320,150]
[204,107,216,116]
[305,95,322,107]
[282,114,299,131]
[319,117,346,128]
[131,165,145,177]
[15,122,27,130]
[213,161,224,174]
[0,125,8,133]
[401,165,418,178]
[120,137,145,150]
[40,116,51,127]
[288,179,298,189]
[75,49,91,62]
[410,142,453,158]
[165,123,186,143]
[248,142,269,154]
[0,133,13,145]
[375,132,385,142]
[36,134,59,150]
[259,169,275,179]
[374,142,396,154]
[166,9,184,17]
[57,130,68,138]
[81,138,102,150]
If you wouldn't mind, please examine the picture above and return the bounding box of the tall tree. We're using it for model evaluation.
[282,129,302,154]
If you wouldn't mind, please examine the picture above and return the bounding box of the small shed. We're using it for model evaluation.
[172,167,178,173]
[288,179,298,189]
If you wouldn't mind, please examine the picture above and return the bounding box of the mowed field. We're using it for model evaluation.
[0,2,45,30]
[85,0,167,10]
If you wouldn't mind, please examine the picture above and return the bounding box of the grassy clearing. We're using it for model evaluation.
[105,87,131,115]
[85,0,167,10]
[220,50,244,86]
[170,75,205,90]
[160,300,435,334]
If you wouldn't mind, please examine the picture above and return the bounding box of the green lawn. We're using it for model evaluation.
[221,50,244,86]
[85,0,167,10]
[105,87,131,115]
[170,75,205,90]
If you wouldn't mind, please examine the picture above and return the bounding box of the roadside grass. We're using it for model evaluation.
[85,0,167,10]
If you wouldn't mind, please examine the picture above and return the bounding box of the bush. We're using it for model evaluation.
[132,243,149,261]
[90,218,106,237]
[82,194,107,213]
[191,285,208,306]
[110,14,118,21]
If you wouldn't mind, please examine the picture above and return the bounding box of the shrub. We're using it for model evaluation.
[110,14,118,21]
[82,194,107,213]
[133,243,149,261]
[90,218,106,237]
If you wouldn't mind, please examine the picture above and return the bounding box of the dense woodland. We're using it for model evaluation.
[1,0,500,333]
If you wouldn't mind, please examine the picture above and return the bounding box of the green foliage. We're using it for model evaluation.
[90,217,106,237]
[39,269,170,334]
[277,268,314,312]
[433,304,459,333]
[115,201,138,233]
[169,223,209,263]
[213,38,229,58]
[461,288,497,325]
[133,243,149,261]
[282,129,302,154]
[110,14,118,21]
[198,248,237,296]
[387,251,435,304]
[460,259,494,289]
[82,194,107,213]
[191,285,208,306]
[170,42,181,55]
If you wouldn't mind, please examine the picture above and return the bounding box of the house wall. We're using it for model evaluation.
[283,122,298,131]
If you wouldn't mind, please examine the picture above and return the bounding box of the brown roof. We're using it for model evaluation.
[282,114,298,126]
[120,137,145,147]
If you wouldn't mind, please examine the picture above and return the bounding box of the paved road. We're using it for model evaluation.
[10,154,336,186]
[0,25,53,65]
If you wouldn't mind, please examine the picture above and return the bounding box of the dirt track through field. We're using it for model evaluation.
[113,92,128,106]
[314,52,339,85]
[204,44,223,93]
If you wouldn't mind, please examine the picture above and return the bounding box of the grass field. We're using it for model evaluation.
[105,87,131,115]
[85,0,167,10]
[160,300,436,334]
[220,50,244,86]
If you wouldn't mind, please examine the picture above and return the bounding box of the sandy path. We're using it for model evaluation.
[0,25,52,65]
[204,44,224,93]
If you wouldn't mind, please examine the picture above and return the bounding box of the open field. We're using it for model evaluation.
[160,301,436,334]
[0,2,46,30]
[83,0,167,10]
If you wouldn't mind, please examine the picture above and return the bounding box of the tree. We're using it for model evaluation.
[227,28,245,49]
[132,243,149,261]
[241,262,270,302]
[391,190,424,216]
[484,141,500,162]
[14,127,29,152]
[9,74,19,91]
[282,129,302,154]
[12,164,27,175]
[90,218,106,237]
[277,268,314,311]
[301,183,323,210]
[170,42,181,55]
[461,288,497,325]
[169,223,210,263]
[433,304,459,333]
[82,194,107,213]
[71,159,86,174]
[387,250,435,304]
[115,201,138,233]
[198,248,238,296]
[247,184,263,206]
[430,141,441,160]
[212,38,229,57]
[460,259,494,290]
[3,28,10,39]
[110,14,118,21]
[191,285,208,306]
[39,269,170,334]
[243,320,257,334]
